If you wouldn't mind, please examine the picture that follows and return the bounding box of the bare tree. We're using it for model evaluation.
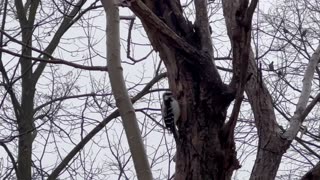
[126,0,320,179]
[0,0,163,179]
[2,0,320,179]
[0,0,169,178]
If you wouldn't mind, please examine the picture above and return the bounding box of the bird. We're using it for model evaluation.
[161,91,180,140]
[269,61,274,71]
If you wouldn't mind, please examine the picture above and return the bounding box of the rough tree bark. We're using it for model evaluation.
[128,0,319,179]
[245,45,320,179]
[128,0,257,179]
[222,0,287,179]
[223,1,320,179]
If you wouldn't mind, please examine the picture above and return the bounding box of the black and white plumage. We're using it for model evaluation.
[161,91,180,140]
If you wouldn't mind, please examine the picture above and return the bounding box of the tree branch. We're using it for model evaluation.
[129,0,209,64]
[0,47,107,71]
[103,0,153,178]
[283,44,320,140]
[47,72,166,179]
[194,0,214,57]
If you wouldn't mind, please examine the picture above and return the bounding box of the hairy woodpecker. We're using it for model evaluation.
[161,91,180,140]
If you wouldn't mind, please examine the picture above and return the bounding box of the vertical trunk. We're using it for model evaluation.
[17,37,36,180]
[174,66,235,180]
[17,119,34,180]
[17,38,35,180]
[143,28,238,179]
[102,0,153,179]
[14,0,40,178]
[129,1,239,179]
[17,18,37,180]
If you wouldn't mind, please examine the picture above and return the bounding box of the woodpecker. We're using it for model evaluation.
[161,91,180,140]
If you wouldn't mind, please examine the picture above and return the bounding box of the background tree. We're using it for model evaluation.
[0,0,165,179]
[0,0,115,178]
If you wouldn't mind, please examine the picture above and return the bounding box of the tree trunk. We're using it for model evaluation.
[154,39,237,180]
[14,0,40,178]
[169,57,237,179]
[101,0,153,179]
[17,31,36,180]
[242,51,289,180]
[130,1,243,179]
[301,162,320,180]
[221,0,295,179]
